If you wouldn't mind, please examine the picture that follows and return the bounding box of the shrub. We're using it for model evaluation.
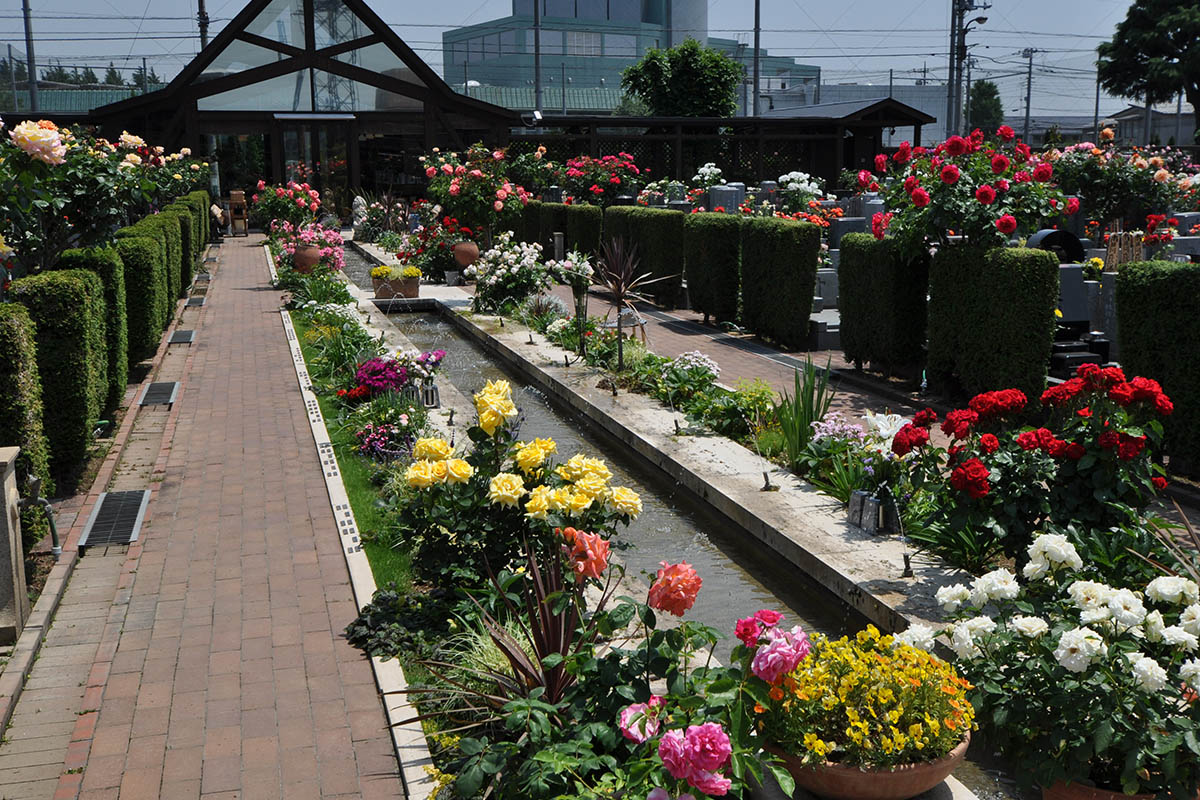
[54,246,128,410]
[0,303,53,550]
[9,270,107,486]
[839,233,929,372]
[683,212,741,323]
[603,205,638,248]
[927,245,1058,400]
[740,217,820,347]
[537,201,568,252]
[116,236,168,359]
[625,207,685,307]
[184,190,211,254]
[565,203,603,255]
[162,205,196,292]
[133,214,182,300]
[519,198,542,245]
[1117,261,1200,472]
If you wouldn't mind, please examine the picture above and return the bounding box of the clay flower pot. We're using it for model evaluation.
[374,276,420,299]
[766,733,970,800]
[293,244,321,273]
[452,241,479,267]
[1041,782,1154,800]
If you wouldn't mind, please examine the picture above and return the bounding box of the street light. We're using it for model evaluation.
[956,15,987,135]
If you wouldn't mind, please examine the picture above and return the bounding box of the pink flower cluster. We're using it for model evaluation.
[618,695,664,743]
[658,723,733,796]
[735,609,811,685]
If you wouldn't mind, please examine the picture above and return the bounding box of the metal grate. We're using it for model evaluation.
[195,272,212,281]
[186,297,205,307]
[169,330,195,345]
[78,490,150,550]
[139,381,179,406]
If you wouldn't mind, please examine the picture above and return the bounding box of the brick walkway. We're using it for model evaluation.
[0,235,402,799]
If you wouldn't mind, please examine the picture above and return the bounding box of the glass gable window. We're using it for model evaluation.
[312,5,365,48]
[198,39,284,81]
[198,70,312,112]
[335,42,426,86]
[312,69,420,112]
[245,0,304,46]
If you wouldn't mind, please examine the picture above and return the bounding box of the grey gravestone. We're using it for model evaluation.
[726,182,747,206]
[1168,236,1200,257]
[611,195,636,206]
[1063,196,1085,238]
[830,217,867,249]
[667,200,693,214]
[543,185,564,203]
[863,197,886,220]
[1085,280,1103,332]
[759,180,778,199]
[0,448,30,645]
[1058,265,1088,322]
[1087,248,1107,262]
[1101,272,1120,361]
[647,194,665,207]
[666,183,686,202]
[709,185,740,213]
[829,249,841,270]
[1172,211,1200,231]
[817,268,839,308]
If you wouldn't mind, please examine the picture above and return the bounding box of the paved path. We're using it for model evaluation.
[0,235,402,799]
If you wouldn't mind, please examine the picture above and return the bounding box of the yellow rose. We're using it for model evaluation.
[607,486,642,518]
[572,474,608,500]
[581,457,612,483]
[487,472,526,507]
[429,459,448,483]
[532,437,557,455]
[514,442,547,474]
[568,491,594,516]
[405,459,436,489]
[413,437,453,461]
[172,173,182,180]
[474,389,517,436]
[547,487,573,511]
[525,485,552,520]
[480,379,512,400]
[445,458,474,484]
[556,453,588,482]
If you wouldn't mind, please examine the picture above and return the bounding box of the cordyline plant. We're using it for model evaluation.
[595,237,676,372]
[866,126,1070,262]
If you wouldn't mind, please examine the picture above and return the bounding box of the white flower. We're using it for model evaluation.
[936,584,971,613]
[894,623,935,651]
[964,615,997,635]
[1126,653,1169,692]
[1010,615,1049,638]
[864,411,909,442]
[1146,576,1200,605]
[1181,604,1200,637]
[1144,610,1166,642]
[970,568,1020,606]
[1161,625,1200,652]
[1023,557,1050,581]
[1180,658,1200,687]
[948,622,982,660]
[1028,533,1083,572]
[1053,627,1106,673]
[1081,606,1113,625]
[1067,580,1114,611]
[1107,589,1147,627]
[546,318,570,336]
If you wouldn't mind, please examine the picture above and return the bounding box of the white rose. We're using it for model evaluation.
[1145,610,1166,642]
[971,568,1020,605]
[1180,658,1200,687]
[1068,580,1114,611]
[1023,557,1050,581]
[936,584,971,613]
[1081,606,1113,625]
[1181,604,1200,637]
[1147,576,1200,605]
[1028,533,1083,571]
[1107,589,1147,627]
[1127,653,1169,692]
[1161,625,1200,652]
[1053,627,1106,673]
[1010,615,1050,638]
[894,623,935,652]
[949,622,982,660]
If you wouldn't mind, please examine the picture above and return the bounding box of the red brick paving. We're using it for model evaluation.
[48,235,402,799]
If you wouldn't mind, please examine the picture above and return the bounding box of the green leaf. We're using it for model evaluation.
[458,737,484,756]
[541,653,564,669]
[1095,720,1114,753]
[769,763,797,796]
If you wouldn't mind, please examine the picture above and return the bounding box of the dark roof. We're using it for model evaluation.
[762,97,936,124]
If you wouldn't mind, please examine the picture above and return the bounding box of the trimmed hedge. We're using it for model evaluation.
[1117,261,1200,472]
[839,233,929,373]
[624,207,685,308]
[54,246,128,410]
[602,205,639,249]
[164,204,196,290]
[927,245,1058,399]
[519,199,542,246]
[184,190,211,254]
[740,217,820,348]
[132,215,182,300]
[10,270,107,486]
[117,236,169,359]
[115,225,169,327]
[0,303,53,550]
[538,202,569,252]
[565,203,603,255]
[683,212,742,323]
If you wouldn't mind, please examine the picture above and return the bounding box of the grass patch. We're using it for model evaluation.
[290,311,413,593]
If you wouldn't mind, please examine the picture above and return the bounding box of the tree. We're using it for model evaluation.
[41,61,73,84]
[966,80,1004,133]
[1097,0,1200,141]
[612,92,650,116]
[620,38,742,117]
[103,64,124,86]
[77,67,98,85]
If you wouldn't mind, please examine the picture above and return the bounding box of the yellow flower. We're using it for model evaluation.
[172,173,182,180]
[444,459,474,484]
[567,491,594,516]
[525,485,552,520]
[405,460,437,489]
[532,437,557,455]
[413,437,453,461]
[429,459,448,483]
[607,486,642,518]
[548,487,573,511]
[514,442,548,474]
[581,457,612,483]
[572,474,608,500]
[487,472,526,507]
[556,453,589,482]
[474,388,517,436]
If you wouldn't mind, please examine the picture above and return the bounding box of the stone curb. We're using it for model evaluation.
[268,244,435,800]
[0,248,212,741]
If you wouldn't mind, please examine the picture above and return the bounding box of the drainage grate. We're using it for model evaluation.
[195,272,212,281]
[186,297,205,307]
[169,330,195,344]
[139,381,179,406]
[78,490,150,550]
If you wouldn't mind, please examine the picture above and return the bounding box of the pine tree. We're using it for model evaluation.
[103,63,124,86]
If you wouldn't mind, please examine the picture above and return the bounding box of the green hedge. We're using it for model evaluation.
[117,236,169,359]
[163,204,196,290]
[683,212,742,323]
[127,214,182,300]
[184,190,211,255]
[625,207,685,308]
[839,233,930,373]
[54,246,128,410]
[538,202,569,252]
[565,203,603,255]
[603,205,638,249]
[927,245,1058,399]
[10,270,107,486]
[0,303,53,550]
[740,217,820,348]
[115,225,169,327]
[1117,261,1200,472]
[519,199,542,246]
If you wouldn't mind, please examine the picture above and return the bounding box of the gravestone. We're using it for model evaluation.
[726,182,747,206]
[830,217,867,249]
[829,248,841,270]
[709,185,740,213]
[666,182,686,202]
[543,185,564,203]
[1172,211,1200,232]
[0,448,30,646]
[863,197,886,221]
[1063,196,1085,238]
[1085,280,1103,332]
[646,194,665,207]
[1058,264,1088,323]
[759,180,778,202]
[611,195,636,206]
[1100,272,1120,361]
[667,200,693,214]
[817,268,839,308]
[1168,236,1200,258]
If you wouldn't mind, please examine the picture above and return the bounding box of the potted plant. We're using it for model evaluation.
[749,623,973,800]
[936,535,1200,800]
[371,264,421,298]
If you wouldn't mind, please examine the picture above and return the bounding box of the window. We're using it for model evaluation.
[483,34,501,60]
[604,33,637,56]
[500,30,521,55]
[543,0,575,18]
[198,70,311,112]
[542,30,564,55]
[578,1,606,19]
[449,41,467,66]
[567,31,601,56]
[468,38,483,63]
[608,0,640,22]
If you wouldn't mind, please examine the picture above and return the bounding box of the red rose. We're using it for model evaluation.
[940,164,959,184]
[1152,476,1168,490]
[941,409,979,439]
[871,211,893,240]
[1013,170,1032,183]
[875,153,889,173]
[892,423,930,456]
[995,214,1018,234]
[980,433,1000,454]
[1097,430,1119,449]
[1065,442,1086,460]
[1032,162,1054,182]
[975,185,997,205]
[997,125,1016,141]
[1066,197,1080,215]
[944,135,970,156]
[894,141,912,164]
[991,154,1010,174]
[903,175,920,194]
[1117,433,1146,461]
[1047,438,1070,459]
[970,128,985,147]
[995,178,1010,191]
[950,457,991,499]
[911,187,931,207]
[913,408,937,428]
[1108,383,1135,406]
[1016,430,1040,450]
[1035,427,1056,448]
[969,389,1027,420]
[857,169,873,188]
[1155,393,1174,415]
[1015,142,1032,162]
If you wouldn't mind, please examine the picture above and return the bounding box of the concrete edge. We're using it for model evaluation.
[272,240,434,800]
[0,243,216,738]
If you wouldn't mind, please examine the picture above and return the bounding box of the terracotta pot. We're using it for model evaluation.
[293,244,321,273]
[452,241,480,267]
[1041,782,1154,800]
[374,276,420,299]
[766,733,970,800]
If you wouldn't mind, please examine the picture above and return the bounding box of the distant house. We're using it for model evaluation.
[1107,104,1196,146]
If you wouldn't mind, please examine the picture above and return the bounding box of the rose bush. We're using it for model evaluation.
[421,143,531,233]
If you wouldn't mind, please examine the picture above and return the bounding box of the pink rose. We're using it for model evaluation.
[449,184,460,196]
[496,189,508,200]
[618,696,664,743]
[659,729,690,780]
[275,187,286,198]
[455,165,466,175]
[684,722,731,772]
[251,194,259,203]
[256,179,266,190]
[493,200,504,212]
[296,198,307,208]
[751,625,811,685]
[648,561,702,617]
[425,166,437,178]
[492,150,504,160]
[441,163,453,175]
[688,769,732,796]
[735,617,762,647]
[470,169,483,178]
[754,609,783,625]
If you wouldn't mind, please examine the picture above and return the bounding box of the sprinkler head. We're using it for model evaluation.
[447,408,455,426]
[528,333,535,344]
[901,553,914,578]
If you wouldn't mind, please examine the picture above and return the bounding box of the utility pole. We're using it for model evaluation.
[945,0,959,139]
[197,0,211,49]
[141,57,147,93]
[533,0,543,116]
[1143,95,1152,145]
[7,44,18,113]
[963,57,973,134]
[561,62,566,115]
[1093,69,1101,141]
[752,0,761,116]
[463,62,468,97]
[889,68,894,98]
[1022,47,1035,142]
[1176,91,1184,145]
[21,0,37,112]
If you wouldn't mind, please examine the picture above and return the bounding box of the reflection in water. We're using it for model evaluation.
[388,312,1025,800]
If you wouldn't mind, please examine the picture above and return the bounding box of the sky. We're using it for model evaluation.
[0,0,1149,118]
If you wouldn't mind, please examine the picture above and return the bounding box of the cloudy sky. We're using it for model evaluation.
[0,0,1145,117]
